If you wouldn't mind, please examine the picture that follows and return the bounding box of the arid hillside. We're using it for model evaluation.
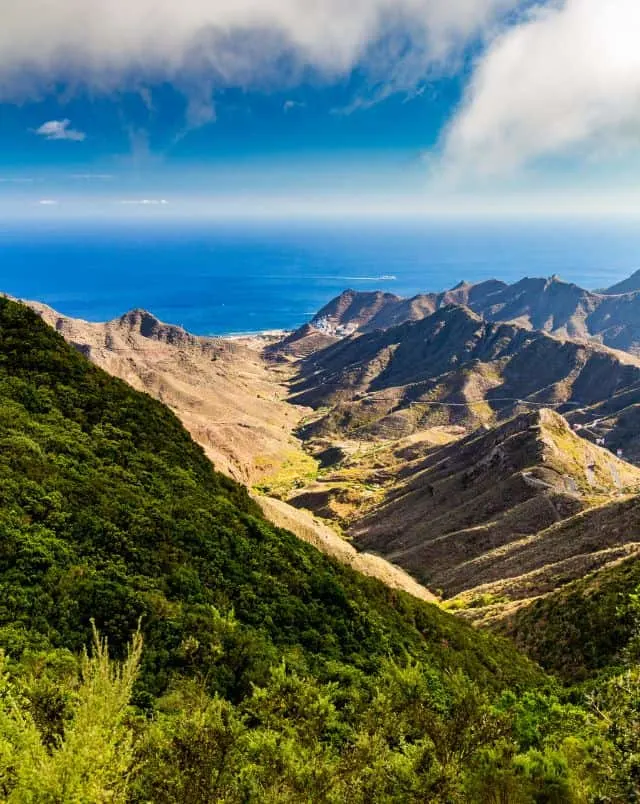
[25,300,306,484]
[289,304,640,440]
[281,272,640,356]
[20,297,441,602]
[350,409,640,610]
[21,292,640,633]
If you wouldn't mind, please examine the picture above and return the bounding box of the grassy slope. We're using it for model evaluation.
[499,550,640,682]
[0,298,541,703]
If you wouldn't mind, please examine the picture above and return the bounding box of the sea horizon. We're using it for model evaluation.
[3,216,640,336]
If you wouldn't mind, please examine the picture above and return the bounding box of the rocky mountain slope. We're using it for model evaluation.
[4,296,578,802]
[282,271,640,356]
[25,299,305,484]
[289,304,640,440]
[603,268,640,295]
[350,409,640,609]
[20,287,640,640]
[19,297,444,602]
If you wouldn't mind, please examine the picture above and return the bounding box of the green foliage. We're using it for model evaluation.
[0,298,537,700]
[0,622,141,802]
[0,297,636,801]
[588,667,640,801]
[505,556,640,681]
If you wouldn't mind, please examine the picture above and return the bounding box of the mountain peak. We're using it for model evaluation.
[116,308,196,346]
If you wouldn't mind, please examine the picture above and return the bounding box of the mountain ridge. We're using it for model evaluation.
[289,303,640,440]
[280,271,640,356]
[350,407,640,606]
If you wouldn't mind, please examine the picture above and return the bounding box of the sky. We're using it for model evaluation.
[2,0,640,220]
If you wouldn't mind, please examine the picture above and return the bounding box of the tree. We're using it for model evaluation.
[0,622,142,803]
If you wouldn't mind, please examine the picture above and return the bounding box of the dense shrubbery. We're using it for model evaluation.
[505,556,640,682]
[0,297,637,801]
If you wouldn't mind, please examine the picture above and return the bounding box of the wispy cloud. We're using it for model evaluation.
[35,119,85,142]
[283,100,305,113]
[38,199,58,205]
[70,173,113,180]
[119,199,169,205]
[0,177,34,183]
[0,1,519,108]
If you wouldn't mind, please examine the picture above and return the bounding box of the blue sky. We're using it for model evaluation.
[1,0,639,219]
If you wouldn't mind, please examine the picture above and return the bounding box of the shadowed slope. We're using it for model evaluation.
[290,272,640,357]
[290,305,640,440]
[350,410,640,601]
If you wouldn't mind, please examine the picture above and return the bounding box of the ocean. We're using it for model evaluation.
[2,217,640,335]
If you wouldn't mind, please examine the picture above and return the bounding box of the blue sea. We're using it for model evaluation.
[2,218,640,335]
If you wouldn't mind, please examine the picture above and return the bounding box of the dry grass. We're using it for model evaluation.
[28,300,310,485]
[254,494,438,603]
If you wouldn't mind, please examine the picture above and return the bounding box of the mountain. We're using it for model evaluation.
[499,539,640,682]
[267,322,340,358]
[603,268,640,295]
[567,395,640,465]
[290,271,640,356]
[5,296,611,802]
[310,289,403,334]
[289,304,640,440]
[26,299,306,484]
[350,409,640,606]
[0,296,536,685]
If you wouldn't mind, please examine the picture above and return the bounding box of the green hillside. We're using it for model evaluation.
[0,298,634,802]
[502,550,640,682]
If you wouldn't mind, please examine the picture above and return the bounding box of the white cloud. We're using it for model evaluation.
[0,1,518,102]
[283,100,305,112]
[35,119,86,141]
[119,199,169,205]
[38,199,58,205]
[440,0,640,179]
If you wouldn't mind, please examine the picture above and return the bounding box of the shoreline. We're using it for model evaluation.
[221,329,290,341]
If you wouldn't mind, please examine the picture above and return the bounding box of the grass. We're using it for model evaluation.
[253,449,319,498]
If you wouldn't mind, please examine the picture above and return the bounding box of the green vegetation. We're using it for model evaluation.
[445,592,510,611]
[0,297,638,801]
[254,449,318,497]
[504,555,640,682]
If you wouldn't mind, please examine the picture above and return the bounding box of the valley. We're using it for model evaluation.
[18,271,640,633]
[4,276,640,800]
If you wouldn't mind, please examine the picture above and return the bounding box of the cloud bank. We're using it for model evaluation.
[441,0,640,178]
[0,0,517,101]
